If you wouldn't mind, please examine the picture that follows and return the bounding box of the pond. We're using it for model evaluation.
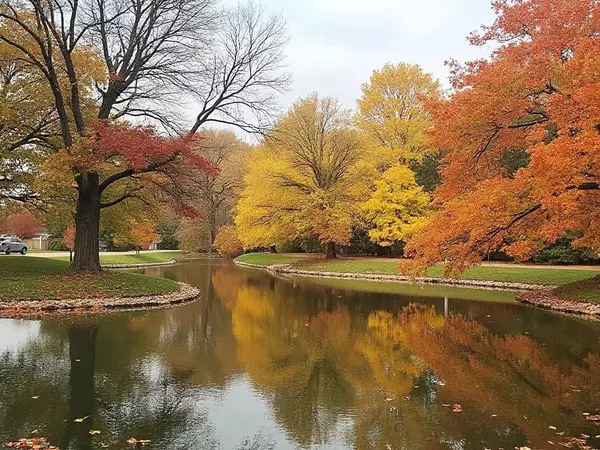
[1,259,600,450]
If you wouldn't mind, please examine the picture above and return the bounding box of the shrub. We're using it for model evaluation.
[532,237,600,265]
[213,225,243,259]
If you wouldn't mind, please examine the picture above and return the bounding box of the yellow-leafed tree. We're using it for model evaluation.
[357,63,439,249]
[362,166,430,247]
[235,95,371,258]
[357,62,440,163]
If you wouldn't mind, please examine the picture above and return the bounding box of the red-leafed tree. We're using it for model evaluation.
[0,0,288,273]
[407,0,600,274]
[9,211,39,239]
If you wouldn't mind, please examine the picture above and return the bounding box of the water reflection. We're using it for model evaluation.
[1,260,599,450]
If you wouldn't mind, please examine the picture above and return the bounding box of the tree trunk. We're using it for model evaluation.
[70,173,102,273]
[325,242,337,259]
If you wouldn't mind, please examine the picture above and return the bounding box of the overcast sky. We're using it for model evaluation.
[240,0,496,110]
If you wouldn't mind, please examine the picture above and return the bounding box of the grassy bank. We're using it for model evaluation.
[51,251,181,265]
[553,277,600,303]
[1,257,179,301]
[237,253,600,286]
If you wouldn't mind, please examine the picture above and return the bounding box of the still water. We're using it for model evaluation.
[1,259,600,450]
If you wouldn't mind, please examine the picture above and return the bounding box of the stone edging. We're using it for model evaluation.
[0,282,200,318]
[517,291,600,318]
[101,259,177,269]
[234,261,551,292]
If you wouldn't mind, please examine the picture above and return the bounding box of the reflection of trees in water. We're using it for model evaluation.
[0,318,219,450]
[212,266,600,450]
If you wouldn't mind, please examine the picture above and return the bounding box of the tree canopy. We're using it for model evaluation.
[236,95,371,258]
[407,0,600,273]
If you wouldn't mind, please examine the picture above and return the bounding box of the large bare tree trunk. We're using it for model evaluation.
[325,242,337,259]
[70,173,102,273]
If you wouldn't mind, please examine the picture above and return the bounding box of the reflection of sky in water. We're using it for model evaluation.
[0,320,40,353]
[204,375,299,449]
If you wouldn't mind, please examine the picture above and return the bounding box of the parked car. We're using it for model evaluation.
[0,237,28,255]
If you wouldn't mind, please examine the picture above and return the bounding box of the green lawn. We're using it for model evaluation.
[51,251,181,265]
[553,277,600,303]
[236,253,306,266]
[0,256,179,301]
[275,258,600,286]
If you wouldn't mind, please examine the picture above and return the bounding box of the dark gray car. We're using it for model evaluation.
[0,237,28,255]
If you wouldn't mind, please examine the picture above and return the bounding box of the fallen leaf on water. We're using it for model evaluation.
[74,416,89,423]
[127,438,151,447]
[452,404,462,413]
[89,430,100,436]
[4,437,59,449]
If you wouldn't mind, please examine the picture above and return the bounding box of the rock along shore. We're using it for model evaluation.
[234,260,552,292]
[0,282,200,318]
[101,259,177,269]
[517,290,600,318]
[236,260,600,319]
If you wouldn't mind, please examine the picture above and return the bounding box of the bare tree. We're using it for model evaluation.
[190,3,290,134]
[0,0,289,273]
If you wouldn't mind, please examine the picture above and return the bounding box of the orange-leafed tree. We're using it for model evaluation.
[407,0,600,274]
[129,219,159,255]
[9,211,39,239]
[63,225,76,261]
[213,225,243,259]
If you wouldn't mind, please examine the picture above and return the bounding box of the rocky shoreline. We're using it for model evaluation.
[101,259,177,269]
[0,282,200,318]
[517,290,600,318]
[234,260,551,292]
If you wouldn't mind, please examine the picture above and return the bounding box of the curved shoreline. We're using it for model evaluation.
[0,282,200,318]
[234,260,552,292]
[517,291,600,318]
[101,259,177,269]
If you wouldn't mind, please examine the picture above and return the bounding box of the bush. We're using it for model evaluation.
[213,225,243,259]
[532,238,600,265]
[49,237,68,251]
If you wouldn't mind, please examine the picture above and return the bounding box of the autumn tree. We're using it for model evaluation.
[362,166,430,247]
[129,219,159,255]
[187,130,251,251]
[357,63,440,163]
[235,95,370,258]
[406,0,600,274]
[0,0,289,273]
[357,63,438,248]
[63,225,75,261]
[8,210,39,238]
[212,225,243,259]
